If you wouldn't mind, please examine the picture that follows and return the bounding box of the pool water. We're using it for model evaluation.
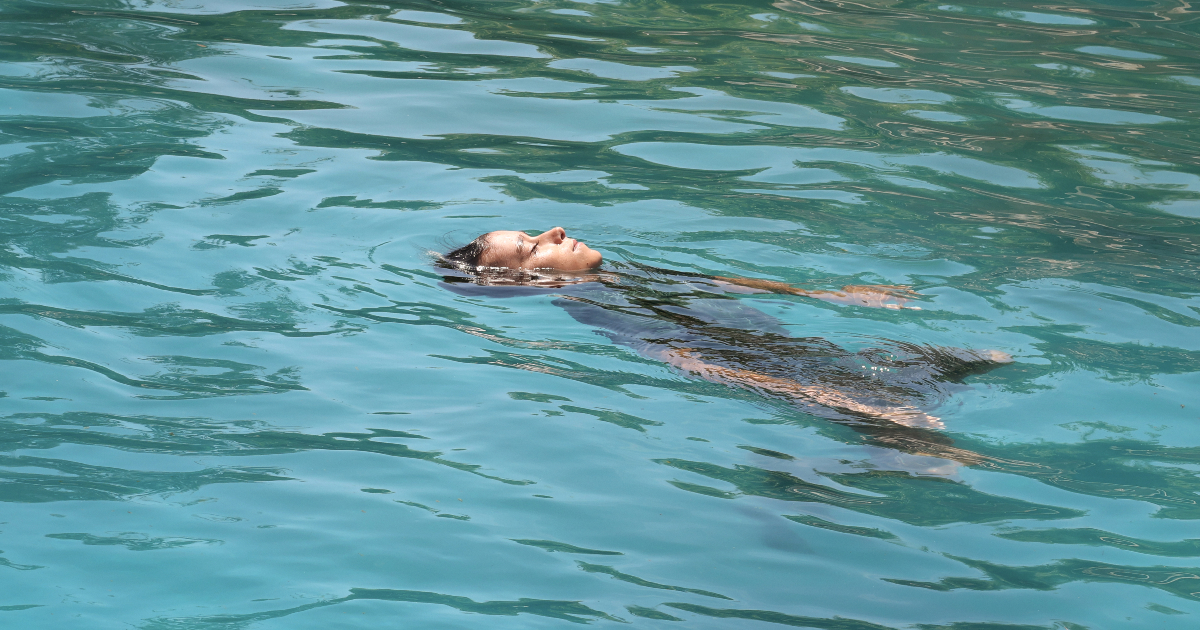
[1,0,1199,628]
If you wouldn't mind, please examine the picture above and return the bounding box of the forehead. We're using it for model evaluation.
[487,230,525,245]
[480,230,525,265]
[486,230,527,253]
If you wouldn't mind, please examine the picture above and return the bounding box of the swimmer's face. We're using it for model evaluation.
[478,227,603,271]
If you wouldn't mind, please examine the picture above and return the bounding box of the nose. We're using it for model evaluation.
[543,226,566,244]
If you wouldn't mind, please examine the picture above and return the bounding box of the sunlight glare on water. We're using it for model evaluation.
[0,0,1199,628]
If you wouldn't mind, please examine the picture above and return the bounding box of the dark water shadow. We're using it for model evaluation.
[140,587,622,629]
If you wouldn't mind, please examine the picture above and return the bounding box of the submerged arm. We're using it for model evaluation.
[712,276,924,310]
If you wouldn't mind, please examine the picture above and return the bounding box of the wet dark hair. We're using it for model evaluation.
[441,233,492,270]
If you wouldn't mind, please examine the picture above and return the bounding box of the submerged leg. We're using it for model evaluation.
[656,347,945,429]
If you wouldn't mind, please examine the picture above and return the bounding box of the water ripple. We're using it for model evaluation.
[0,0,1198,627]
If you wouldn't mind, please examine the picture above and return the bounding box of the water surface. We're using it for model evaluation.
[1,0,1199,628]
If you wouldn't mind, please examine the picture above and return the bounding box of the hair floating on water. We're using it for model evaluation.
[441,233,491,270]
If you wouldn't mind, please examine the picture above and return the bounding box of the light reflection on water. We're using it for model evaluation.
[0,0,1198,628]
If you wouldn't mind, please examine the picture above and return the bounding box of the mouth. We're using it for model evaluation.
[572,239,580,251]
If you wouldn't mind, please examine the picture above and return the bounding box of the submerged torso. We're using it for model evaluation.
[445,264,994,418]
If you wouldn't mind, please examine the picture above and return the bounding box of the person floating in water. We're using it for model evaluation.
[439,226,1012,431]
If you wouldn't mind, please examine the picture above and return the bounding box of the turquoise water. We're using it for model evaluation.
[2,0,1199,627]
